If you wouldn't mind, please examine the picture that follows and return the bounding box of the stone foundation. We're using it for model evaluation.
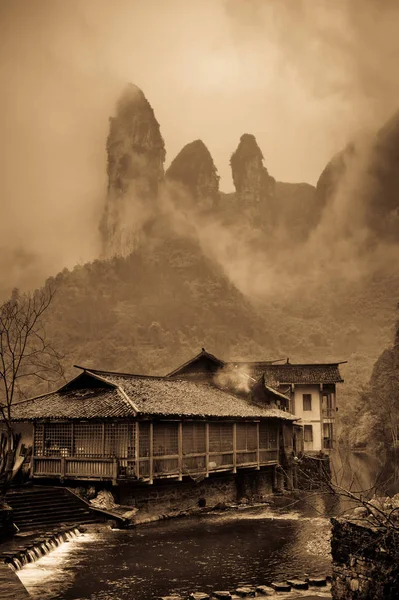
[0,505,15,542]
[331,517,399,599]
[118,468,275,518]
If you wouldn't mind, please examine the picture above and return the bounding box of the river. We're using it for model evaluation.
[18,504,332,600]
[17,451,381,600]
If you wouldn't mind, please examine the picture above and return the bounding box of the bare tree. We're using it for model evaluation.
[0,285,63,495]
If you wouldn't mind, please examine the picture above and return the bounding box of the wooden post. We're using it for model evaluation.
[256,422,260,470]
[60,456,66,479]
[101,423,105,457]
[112,457,118,485]
[149,422,153,484]
[178,422,183,481]
[71,422,74,456]
[205,422,209,478]
[135,421,140,479]
[233,423,237,473]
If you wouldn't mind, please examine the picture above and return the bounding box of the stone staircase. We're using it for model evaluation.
[6,487,102,531]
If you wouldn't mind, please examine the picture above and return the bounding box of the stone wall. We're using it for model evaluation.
[118,468,275,518]
[331,517,399,599]
[0,504,15,542]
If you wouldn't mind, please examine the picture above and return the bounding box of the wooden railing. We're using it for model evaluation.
[32,448,279,482]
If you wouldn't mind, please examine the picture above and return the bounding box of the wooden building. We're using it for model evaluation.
[10,366,298,486]
[168,350,344,454]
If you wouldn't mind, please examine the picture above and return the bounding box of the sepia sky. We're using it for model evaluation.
[1,0,399,290]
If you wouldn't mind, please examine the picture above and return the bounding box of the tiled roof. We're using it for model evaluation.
[10,369,297,422]
[11,387,133,421]
[245,363,344,385]
[89,371,296,420]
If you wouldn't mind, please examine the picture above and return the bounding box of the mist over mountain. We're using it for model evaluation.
[12,83,399,445]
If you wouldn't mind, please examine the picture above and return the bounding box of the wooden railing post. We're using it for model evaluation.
[178,422,183,481]
[112,457,118,485]
[205,422,209,478]
[60,456,66,479]
[135,421,140,479]
[149,422,153,484]
[233,423,237,473]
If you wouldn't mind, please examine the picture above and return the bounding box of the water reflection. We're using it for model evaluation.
[18,505,332,600]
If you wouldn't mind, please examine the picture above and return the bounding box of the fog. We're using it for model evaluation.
[1,0,399,296]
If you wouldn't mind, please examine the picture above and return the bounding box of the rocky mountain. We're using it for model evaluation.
[100,84,166,257]
[14,82,398,452]
[165,139,220,212]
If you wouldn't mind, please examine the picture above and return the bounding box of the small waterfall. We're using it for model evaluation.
[5,526,83,576]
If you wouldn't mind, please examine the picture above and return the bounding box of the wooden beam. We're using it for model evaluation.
[233,423,237,474]
[149,422,153,484]
[256,422,260,470]
[178,422,183,481]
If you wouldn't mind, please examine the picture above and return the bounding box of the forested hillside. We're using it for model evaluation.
[21,84,399,447]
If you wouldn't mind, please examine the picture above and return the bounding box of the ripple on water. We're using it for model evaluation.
[17,508,332,600]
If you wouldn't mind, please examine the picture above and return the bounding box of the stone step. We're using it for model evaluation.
[287,579,309,590]
[271,582,291,592]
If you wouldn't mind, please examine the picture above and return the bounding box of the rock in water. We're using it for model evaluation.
[101,83,166,257]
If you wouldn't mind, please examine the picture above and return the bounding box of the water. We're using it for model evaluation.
[18,505,332,600]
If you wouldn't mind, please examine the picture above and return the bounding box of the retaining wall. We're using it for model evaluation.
[331,517,399,599]
[119,468,275,517]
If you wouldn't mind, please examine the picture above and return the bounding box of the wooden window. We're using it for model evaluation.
[183,422,206,454]
[34,423,45,456]
[74,423,103,457]
[303,394,312,411]
[304,425,313,442]
[209,423,233,452]
[42,423,72,457]
[139,422,150,457]
[236,422,257,451]
[104,423,134,458]
[153,422,178,456]
[259,423,278,449]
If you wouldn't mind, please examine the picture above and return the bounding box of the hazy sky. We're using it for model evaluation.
[1,0,399,291]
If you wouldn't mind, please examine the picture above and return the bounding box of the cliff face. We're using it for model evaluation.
[100,84,166,257]
[229,134,275,227]
[166,140,219,211]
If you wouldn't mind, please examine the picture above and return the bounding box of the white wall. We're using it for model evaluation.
[292,385,322,453]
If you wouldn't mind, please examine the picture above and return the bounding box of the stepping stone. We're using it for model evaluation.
[271,582,291,592]
[190,594,210,600]
[235,588,255,597]
[158,596,183,600]
[212,593,232,599]
[308,577,327,587]
[255,587,275,596]
[287,579,309,590]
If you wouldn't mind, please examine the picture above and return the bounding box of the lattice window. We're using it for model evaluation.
[104,423,134,458]
[153,422,178,456]
[139,422,150,457]
[236,422,257,451]
[259,422,278,449]
[209,423,233,452]
[43,423,72,457]
[183,422,206,455]
[74,423,103,457]
[34,423,45,456]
